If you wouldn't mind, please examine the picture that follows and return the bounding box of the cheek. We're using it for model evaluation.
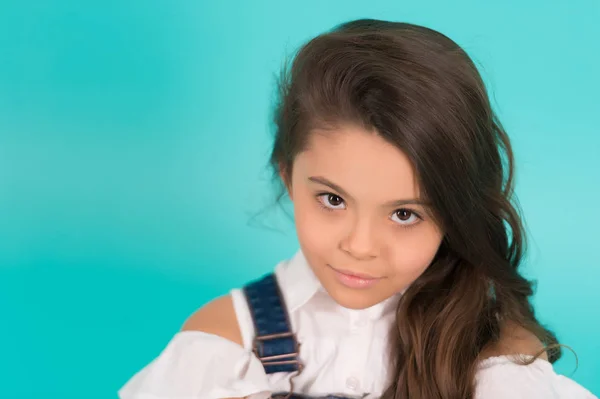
[387,229,442,277]
[294,194,334,258]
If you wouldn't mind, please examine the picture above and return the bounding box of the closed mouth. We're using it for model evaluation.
[327,264,383,280]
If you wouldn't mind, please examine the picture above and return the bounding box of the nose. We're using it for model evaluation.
[339,215,379,261]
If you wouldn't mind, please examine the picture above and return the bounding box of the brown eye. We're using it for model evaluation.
[395,209,412,221]
[328,194,343,206]
[391,208,421,226]
[317,193,346,210]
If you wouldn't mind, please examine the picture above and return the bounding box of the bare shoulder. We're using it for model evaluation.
[181,295,243,347]
[481,321,549,361]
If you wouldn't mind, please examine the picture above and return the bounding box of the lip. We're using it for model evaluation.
[328,264,383,289]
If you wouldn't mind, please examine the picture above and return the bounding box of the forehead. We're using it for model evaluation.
[294,125,420,200]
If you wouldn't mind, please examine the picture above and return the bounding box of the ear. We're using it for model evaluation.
[279,162,293,201]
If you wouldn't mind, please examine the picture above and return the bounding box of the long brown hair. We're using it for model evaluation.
[269,19,560,398]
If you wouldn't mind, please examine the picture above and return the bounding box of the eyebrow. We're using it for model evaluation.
[307,176,431,207]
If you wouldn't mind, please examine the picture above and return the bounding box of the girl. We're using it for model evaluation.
[118,19,597,399]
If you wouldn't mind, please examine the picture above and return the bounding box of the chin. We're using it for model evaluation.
[325,285,384,310]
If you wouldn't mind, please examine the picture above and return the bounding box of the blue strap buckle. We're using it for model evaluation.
[253,331,303,371]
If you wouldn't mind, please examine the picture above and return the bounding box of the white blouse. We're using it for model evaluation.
[119,250,597,399]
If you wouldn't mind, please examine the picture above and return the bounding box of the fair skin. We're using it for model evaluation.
[182,124,547,397]
[287,125,444,309]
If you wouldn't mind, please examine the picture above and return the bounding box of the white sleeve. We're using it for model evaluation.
[118,331,271,399]
[475,356,597,399]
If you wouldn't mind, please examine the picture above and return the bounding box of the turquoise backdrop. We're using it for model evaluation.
[0,1,598,397]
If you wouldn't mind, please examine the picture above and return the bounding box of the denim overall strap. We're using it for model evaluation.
[243,273,302,374]
[244,273,353,399]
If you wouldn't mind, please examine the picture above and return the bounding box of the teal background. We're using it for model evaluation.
[0,1,598,397]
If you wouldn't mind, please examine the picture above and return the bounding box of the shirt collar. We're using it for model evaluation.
[275,249,322,313]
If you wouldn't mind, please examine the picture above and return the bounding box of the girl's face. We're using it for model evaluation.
[287,125,444,310]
